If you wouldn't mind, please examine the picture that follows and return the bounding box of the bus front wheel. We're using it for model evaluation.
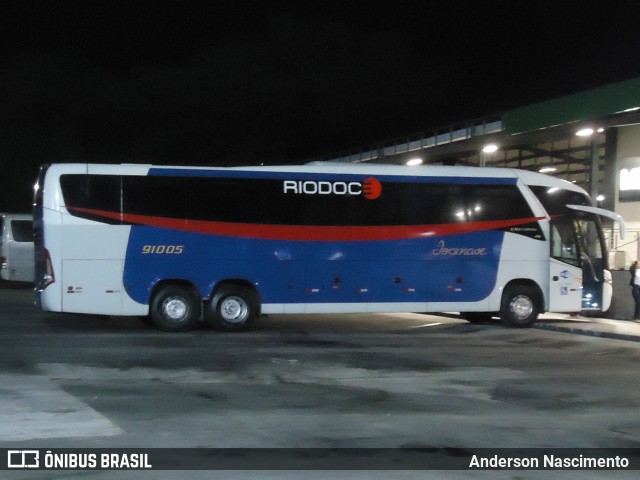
[150,285,200,332]
[207,285,259,331]
[500,285,540,328]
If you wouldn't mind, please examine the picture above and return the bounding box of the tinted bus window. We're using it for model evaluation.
[401,183,467,224]
[467,185,534,222]
[530,186,591,215]
[63,174,534,228]
[402,184,533,224]
[60,175,122,223]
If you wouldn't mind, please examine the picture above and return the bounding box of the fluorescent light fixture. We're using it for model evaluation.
[539,166,557,173]
[406,158,423,166]
[576,128,594,137]
[596,194,605,202]
[482,143,498,153]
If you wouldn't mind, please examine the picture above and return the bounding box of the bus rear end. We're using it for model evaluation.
[33,164,60,311]
[34,163,150,317]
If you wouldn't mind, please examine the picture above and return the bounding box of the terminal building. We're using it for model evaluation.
[316,76,640,318]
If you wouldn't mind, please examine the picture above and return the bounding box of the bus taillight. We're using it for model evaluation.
[42,248,55,288]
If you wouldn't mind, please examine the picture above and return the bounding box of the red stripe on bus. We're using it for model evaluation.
[66,206,544,242]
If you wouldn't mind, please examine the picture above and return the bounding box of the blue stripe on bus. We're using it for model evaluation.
[123,227,503,305]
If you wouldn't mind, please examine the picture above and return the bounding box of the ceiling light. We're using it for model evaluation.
[539,166,557,173]
[576,128,594,137]
[482,143,498,153]
[406,158,423,166]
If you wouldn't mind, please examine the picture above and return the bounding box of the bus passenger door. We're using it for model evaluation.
[548,220,583,312]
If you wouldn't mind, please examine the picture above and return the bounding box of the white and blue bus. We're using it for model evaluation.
[33,163,624,332]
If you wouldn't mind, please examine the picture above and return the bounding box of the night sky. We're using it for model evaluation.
[2,0,640,212]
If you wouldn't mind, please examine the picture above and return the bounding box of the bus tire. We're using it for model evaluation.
[500,285,540,328]
[150,285,200,332]
[207,286,259,332]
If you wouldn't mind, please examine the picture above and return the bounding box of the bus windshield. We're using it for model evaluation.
[530,186,607,272]
[576,216,605,283]
[576,217,603,264]
[550,217,603,268]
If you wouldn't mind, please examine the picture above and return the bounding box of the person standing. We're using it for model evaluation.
[630,260,640,320]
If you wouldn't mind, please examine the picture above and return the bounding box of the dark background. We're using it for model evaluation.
[2,0,640,212]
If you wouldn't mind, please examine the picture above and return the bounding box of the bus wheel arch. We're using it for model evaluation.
[149,281,201,332]
[500,280,543,328]
[207,280,261,331]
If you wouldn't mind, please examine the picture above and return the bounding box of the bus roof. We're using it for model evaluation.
[47,162,587,194]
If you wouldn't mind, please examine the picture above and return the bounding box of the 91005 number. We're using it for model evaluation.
[142,245,184,255]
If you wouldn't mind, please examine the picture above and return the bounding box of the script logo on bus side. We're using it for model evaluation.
[283,177,382,200]
[432,240,487,256]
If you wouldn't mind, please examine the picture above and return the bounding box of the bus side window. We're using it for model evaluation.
[61,175,122,222]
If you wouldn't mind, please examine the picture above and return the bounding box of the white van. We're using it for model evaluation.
[0,213,34,282]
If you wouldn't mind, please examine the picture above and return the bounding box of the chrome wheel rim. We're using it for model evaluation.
[509,295,533,321]
[220,296,249,323]
[163,296,188,321]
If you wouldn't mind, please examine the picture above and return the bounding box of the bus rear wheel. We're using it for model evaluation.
[500,285,540,328]
[150,285,200,332]
[207,285,259,332]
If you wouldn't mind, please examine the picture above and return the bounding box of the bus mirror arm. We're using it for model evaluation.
[566,204,626,240]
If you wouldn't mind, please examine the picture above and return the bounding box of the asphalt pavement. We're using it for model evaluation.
[3,280,640,341]
[535,313,640,342]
